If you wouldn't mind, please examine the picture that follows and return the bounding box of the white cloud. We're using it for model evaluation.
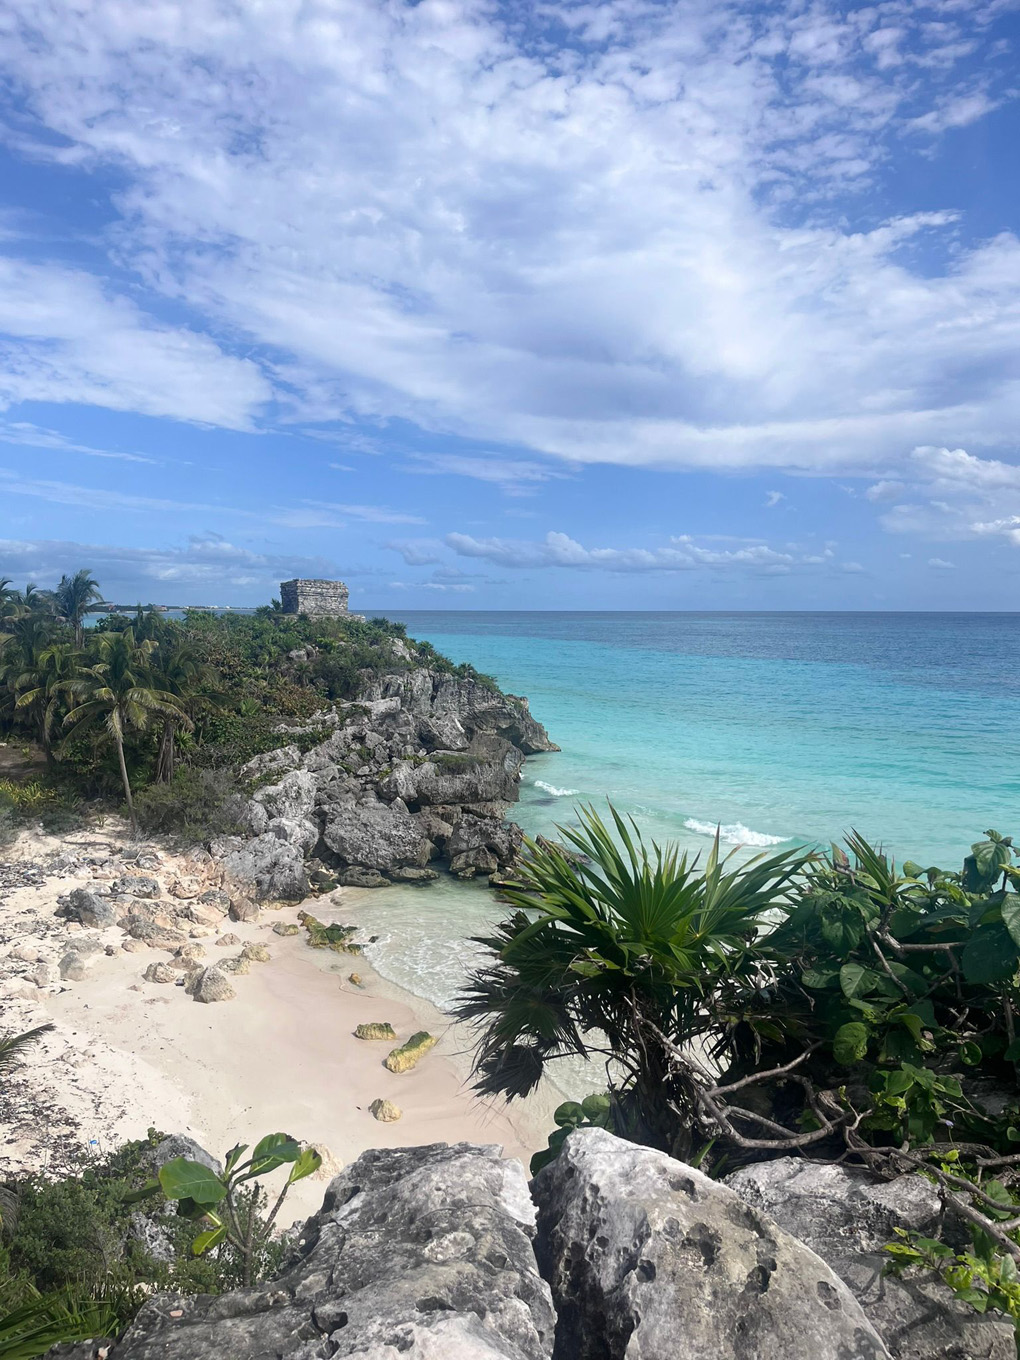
[0,256,270,428]
[928,556,956,568]
[764,490,785,507]
[0,420,158,463]
[0,1,1013,475]
[0,535,342,598]
[865,479,906,501]
[401,453,569,496]
[444,529,855,575]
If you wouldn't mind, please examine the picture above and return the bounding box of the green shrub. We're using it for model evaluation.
[133,768,243,840]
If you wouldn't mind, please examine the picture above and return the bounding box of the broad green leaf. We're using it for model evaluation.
[800,968,837,990]
[223,1142,248,1175]
[581,1092,612,1120]
[958,1040,982,1066]
[840,963,879,999]
[961,925,1020,985]
[287,1148,322,1185]
[158,1158,226,1206]
[553,1102,585,1128]
[1001,896,1020,948]
[246,1133,301,1177]
[192,1224,226,1255]
[833,1021,869,1065]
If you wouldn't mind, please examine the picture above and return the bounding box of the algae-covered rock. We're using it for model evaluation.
[384,1030,438,1072]
[272,921,300,936]
[348,972,364,987]
[298,910,360,952]
[241,942,271,962]
[219,954,251,975]
[370,1098,402,1122]
[355,1022,398,1042]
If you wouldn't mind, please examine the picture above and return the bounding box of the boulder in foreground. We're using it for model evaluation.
[533,1127,891,1360]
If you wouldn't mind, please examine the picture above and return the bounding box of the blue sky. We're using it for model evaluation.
[0,0,1018,610]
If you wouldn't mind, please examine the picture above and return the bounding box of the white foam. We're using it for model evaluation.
[683,817,788,848]
[534,780,580,797]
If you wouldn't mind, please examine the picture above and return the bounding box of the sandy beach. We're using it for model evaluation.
[0,825,555,1221]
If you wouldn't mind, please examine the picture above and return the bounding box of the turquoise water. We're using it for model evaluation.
[342,612,1020,1007]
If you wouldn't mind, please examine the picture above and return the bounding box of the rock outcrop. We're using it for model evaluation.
[534,1127,891,1360]
[214,668,557,898]
[63,1142,556,1360]
[55,1131,1014,1360]
[727,1157,1016,1360]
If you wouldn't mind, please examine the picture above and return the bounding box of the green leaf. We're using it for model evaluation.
[581,1093,612,1120]
[840,963,879,999]
[223,1142,248,1175]
[158,1158,227,1206]
[800,968,837,990]
[192,1224,226,1255]
[833,1021,869,1065]
[961,924,1020,985]
[287,1147,322,1185]
[553,1102,585,1128]
[245,1133,301,1178]
[958,1040,982,1066]
[1001,896,1020,948]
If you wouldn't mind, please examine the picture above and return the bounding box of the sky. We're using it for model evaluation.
[0,0,1018,611]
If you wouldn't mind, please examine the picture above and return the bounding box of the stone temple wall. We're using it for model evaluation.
[280,578,350,616]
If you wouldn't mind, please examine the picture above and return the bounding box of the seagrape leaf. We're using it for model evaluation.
[553,1102,585,1128]
[581,1093,612,1120]
[833,1021,869,1065]
[840,963,879,999]
[158,1158,226,1206]
[961,924,1020,985]
[247,1133,301,1177]
[964,837,1013,893]
[287,1148,322,1185]
[1001,896,1020,948]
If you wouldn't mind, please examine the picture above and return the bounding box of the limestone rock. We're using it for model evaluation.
[385,1031,438,1073]
[78,1142,554,1360]
[143,961,176,984]
[181,900,226,928]
[322,800,431,873]
[218,954,250,975]
[362,669,558,755]
[184,966,236,1003]
[229,896,261,923]
[533,1127,890,1360]
[348,972,364,987]
[121,939,147,954]
[239,743,302,781]
[215,932,241,947]
[59,887,117,928]
[339,865,389,888]
[251,767,318,826]
[727,1157,1016,1360]
[272,921,300,935]
[59,950,97,981]
[111,874,161,898]
[369,1098,402,1122]
[211,833,309,902]
[143,1135,222,1177]
[355,1022,398,1041]
[167,875,201,899]
[125,919,187,951]
[241,942,271,963]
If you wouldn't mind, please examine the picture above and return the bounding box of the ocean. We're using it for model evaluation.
[341,612,1020,1009]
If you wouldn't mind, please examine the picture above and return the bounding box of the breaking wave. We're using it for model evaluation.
[683,817,788,848]
[534,780,580,797]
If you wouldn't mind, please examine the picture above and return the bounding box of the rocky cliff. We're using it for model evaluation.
[208,668,558,901]
[56,1129,1010,1360]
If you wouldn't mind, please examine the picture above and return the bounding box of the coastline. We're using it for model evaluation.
[0,827,557,1222]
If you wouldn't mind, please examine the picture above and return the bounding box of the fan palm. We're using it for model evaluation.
[61,629,192,834]
[53,570,101,648]
[13,643,80,754]
[455,804,811,1152]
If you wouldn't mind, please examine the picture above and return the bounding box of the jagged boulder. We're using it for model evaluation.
[111,875,161,899]
[184,966,236,1003]
[322,800,431,874]
[727,1157,1016,1360]
[533,1128,891,1360]
[378,739,524,809]
[447,813,523,878]
[61,1143,555,1360]
[248,768,319,833]
[211,833,309,901]
[362,670,559,755]
[58,887,117,928]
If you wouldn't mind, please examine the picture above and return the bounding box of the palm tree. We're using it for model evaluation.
[61,628,192,834]
[151,641,220,783]
[455,804,810,1154]
[53,570,101,648]
[13,642,80,754]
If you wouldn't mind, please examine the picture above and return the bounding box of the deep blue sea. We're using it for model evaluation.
[341,611,1020,1007]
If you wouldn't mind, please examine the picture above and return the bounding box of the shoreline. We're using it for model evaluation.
[0,827,558,1223]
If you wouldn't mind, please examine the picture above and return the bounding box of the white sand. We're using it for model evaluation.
[0,826,556,1219]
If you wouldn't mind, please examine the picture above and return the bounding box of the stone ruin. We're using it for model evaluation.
[280,578,350,617]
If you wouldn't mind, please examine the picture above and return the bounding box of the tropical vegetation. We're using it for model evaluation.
[460,811,1020,1338]
[0,572,487,837]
